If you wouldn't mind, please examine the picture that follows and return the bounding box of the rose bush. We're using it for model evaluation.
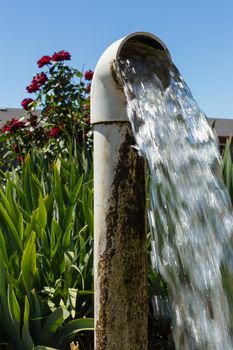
[0,50,93,168]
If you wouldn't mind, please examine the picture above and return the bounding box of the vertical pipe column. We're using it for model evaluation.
[94,122,147,350]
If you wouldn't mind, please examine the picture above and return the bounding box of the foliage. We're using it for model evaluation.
[0,51,93,169]
[0,152,94,349]
[0,49,95,349]
[222,137,233,203]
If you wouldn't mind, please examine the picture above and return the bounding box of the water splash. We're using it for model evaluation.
[117,44,233,350]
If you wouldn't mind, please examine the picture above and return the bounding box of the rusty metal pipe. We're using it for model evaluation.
[91,32,171,350]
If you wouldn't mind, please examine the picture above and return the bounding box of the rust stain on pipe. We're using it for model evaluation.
[96,127,147,350]
[111,60,124,92]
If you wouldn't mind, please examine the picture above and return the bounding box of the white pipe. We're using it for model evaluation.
[91,31,171,350]
[91,31,171,124]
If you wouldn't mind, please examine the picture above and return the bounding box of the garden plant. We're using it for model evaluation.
[0,51,94,350]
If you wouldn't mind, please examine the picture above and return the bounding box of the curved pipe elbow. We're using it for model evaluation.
[90,31,172,125]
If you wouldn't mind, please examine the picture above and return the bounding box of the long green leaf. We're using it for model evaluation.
[37,194,47,233]
[0,253,13,332]
[34,346,59,350]
[21,296,34,349]
[0,202,23,254]
[7,285,22,347]
[62,222,73,251]
[0,228,9,266]
[21,231,37,291]
[42,307,70,343]
[0,189,19,229]
[68,288,78,319]
[53,318,94,348]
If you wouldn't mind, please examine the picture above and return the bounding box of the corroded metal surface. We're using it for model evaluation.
[95,125,147,350]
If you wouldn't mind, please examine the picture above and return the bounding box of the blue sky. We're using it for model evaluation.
[0,0,233,118]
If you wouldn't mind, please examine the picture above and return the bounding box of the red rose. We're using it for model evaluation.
[21,98,34,110]
[2,118,25,133]
[27,82,40,93]
[27,72,48,93]
[37,55,52,68]
[34,72,48,85]
[10,119,25,133]
[52,50,71,62]
[49,126,61,138]
[85,84,91,94]
[1,123,11,133]
[84,70,94,81]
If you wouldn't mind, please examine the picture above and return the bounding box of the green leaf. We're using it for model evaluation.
[0,189,19,228]
[0,202,23,255]
[8,178,25,201]
[37,194,47,233]
[7,285,21,343]
[76,290,94,295]
[22,156,34,212]
[68,288,78,319]
[34,346,59,350]
[29,174,40,209]
[82,186,93,237]
[24,210,36,238]
[0,253,12,329]
[71,175,83,202]
[222,138,233,201]
[62,222,73,251]
[62,175,83,230]
[53,164,65,222]
[62,204,75,230]
[23,295,30,325]
[21,296,34,349]
[21,232,37,291]
[53,318,94,348]
[42,307,70,342]
[29,291,42,344]
[0,228,9,266]
[60,251,74,276]
[50,218,62,253]
[18,212,24,241]
[31,173,44,194]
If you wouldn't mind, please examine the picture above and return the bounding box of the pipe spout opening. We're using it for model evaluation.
[117,35,172,90]
[91,32,172,124]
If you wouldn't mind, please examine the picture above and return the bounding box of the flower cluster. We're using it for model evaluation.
[37,50,71,68]
[1,118,25,134]
[27,72,48,93]
[52,50,71,62]
[0,50,94,168]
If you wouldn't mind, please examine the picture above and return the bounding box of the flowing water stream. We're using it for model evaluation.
[117,42,233,349]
